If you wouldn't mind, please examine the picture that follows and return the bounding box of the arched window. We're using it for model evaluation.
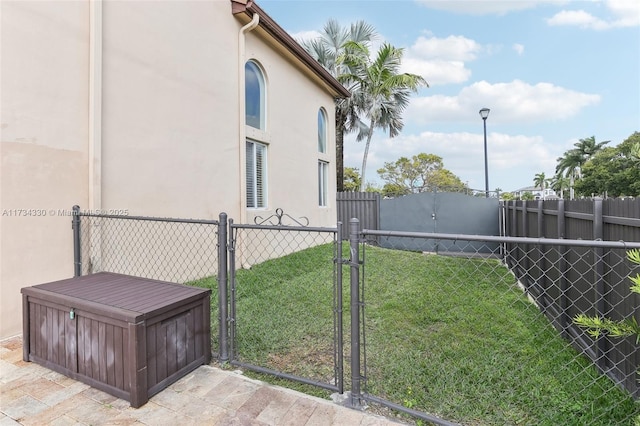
[245,61,265,130]
[317,108,327,153]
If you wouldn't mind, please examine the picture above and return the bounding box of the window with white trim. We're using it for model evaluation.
[246,140,267,209]
[318,108,327,153]
[318,161,328,207]
[245,61,265,130]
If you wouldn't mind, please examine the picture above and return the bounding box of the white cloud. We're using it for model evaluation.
[415,0,568,16]
[405,80,601,124]
[409,35,482,61]
[402,35,482,85]
[513,43,525,55]
[607,0,640,26]
[547,9,610,30]
[401,59,471,85]
[547,0,640,30]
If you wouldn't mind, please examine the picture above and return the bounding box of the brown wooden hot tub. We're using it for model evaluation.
[21,272,211,407]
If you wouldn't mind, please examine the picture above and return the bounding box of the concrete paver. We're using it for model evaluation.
[0,337,405,425]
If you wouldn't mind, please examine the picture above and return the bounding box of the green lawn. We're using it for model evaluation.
[191,243,639,425]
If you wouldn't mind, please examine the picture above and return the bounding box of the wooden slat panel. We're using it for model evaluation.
[122,327,130,392]
[28,301,35,361]
[194,305,203,360]
[146,324,157,388]
[114,327,124,390]
[106,324,115,387]
[91,319,99,380]
[77,316,85,375]
[165,320,177,376]
[56,309,64,366]
[186,310,195,364]
[66,313,77,373]
[176,314,187,370]
[47,307,54,362]
[99,323,107,383]
[156,324,167,381]
[38,304,46,360]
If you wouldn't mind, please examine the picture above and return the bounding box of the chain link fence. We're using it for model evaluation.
[228,222,343,392]
[70,208,640,425]
[73,209,223,357]
[351,227,640,425]
[75,211,219,283]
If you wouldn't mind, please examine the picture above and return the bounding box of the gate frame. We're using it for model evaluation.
[224,220,345,394]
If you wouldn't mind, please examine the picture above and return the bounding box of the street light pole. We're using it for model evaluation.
[479,108,490,198]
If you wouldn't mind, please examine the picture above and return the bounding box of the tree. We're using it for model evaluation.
[555,149,583,200]
[343,167,362,192]
[574,133,640,197]
[340,42,428,191]
[521,191,535,201]
[377,153,466,197]
[501,192,516,201]
[533,172,547,200]
[301,19,377,192]
[550,174,570,199]
[555,136,609,199]
[575,135,610,159]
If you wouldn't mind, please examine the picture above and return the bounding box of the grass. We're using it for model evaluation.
[190,243,639,425]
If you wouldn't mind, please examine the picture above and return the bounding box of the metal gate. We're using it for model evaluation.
[225,216,344,394]
[379,191,500,254]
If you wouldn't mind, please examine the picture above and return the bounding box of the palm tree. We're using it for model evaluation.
[300,19,377,192]
[550,174,570,199]
[555,150,581,200]
[340,42,427,191]
[575,136,610,159]
[555,136,609,199]
[533,172,547,200]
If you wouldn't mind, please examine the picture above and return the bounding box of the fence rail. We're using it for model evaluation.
[504,198,640,241]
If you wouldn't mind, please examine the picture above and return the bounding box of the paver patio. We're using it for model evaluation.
[1,337,403,425]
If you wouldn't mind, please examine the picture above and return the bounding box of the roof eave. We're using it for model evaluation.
[231,0,350,99]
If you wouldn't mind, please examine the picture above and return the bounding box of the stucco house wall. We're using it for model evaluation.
[0,0,345,339]
[1,2,91,339]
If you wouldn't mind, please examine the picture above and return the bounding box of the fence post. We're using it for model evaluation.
[521,201,530,288]
[335,222,344,395]
[511,200,517,237]
[228,219,236,360]
[218,213,229,363]
[72,205,81,277]
[593,198,608,370]
[348,218,363,408]
[537,201,547,311]
[557,200,569,336]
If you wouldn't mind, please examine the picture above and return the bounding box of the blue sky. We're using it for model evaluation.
[258,0,640,192]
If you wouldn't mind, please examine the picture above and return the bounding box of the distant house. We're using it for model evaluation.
[511,186,559,200]
[0,0,349,339]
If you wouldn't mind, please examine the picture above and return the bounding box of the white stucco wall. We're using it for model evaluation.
[1,1,90,338]
[99,2,337,225]
[100,1,242,219]
[0,1,339,339]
